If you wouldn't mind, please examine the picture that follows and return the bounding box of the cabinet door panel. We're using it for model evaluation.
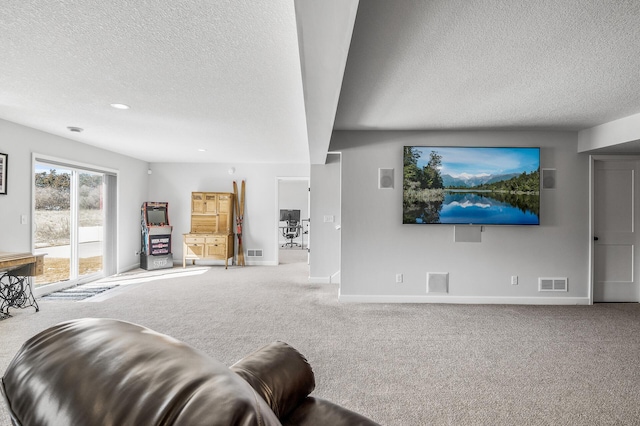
[185,244,204,257]
[206,243,226,257]
[191,193,204,213]
[204,193,218,213]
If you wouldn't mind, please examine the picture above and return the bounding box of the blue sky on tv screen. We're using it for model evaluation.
[415,147,539,178]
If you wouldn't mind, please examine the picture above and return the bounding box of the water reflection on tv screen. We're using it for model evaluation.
[403,146,540,225]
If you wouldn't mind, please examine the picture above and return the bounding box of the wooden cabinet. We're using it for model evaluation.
[183,192,234,268]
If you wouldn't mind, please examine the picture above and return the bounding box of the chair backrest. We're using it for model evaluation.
[286,220,299,237]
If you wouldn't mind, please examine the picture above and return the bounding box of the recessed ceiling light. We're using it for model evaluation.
[197,148,207,152]
[110,103,130,110]
[67,126,84,133]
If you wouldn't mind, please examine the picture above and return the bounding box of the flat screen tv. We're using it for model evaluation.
[280,209,301,222]
[403,146,540,225]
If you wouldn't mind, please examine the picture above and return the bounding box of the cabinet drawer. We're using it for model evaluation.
[205,237,225,244]
[185,236,205,244]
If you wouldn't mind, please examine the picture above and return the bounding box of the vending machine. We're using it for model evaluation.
[140,202,173,270]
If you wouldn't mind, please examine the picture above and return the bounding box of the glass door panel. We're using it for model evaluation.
[34,165,71,286]
[34,163,106,286]
[78,172,104,278]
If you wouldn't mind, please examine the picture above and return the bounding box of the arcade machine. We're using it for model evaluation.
[140,202,173,270]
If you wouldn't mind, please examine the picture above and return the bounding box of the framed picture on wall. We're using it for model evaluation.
[0,152,7,194]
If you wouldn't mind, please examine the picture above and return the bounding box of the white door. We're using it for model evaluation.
[593,160,640,302]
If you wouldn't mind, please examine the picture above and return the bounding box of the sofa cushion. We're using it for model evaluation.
[282,397,381,426]
[231,341,315,419]
[2,318,281,426]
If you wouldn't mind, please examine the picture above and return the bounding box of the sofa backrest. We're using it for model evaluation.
[1,318,282,426]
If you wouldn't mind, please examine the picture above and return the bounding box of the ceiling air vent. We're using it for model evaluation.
[538,277,568,292]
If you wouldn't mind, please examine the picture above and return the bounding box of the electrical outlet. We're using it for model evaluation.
[396,273,403,283]
[511,275,518,285]
[20,215,27,225]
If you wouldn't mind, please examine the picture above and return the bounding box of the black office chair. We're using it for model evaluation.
[281,219,301,248]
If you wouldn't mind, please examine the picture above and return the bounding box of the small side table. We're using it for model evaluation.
[0,252,45,320]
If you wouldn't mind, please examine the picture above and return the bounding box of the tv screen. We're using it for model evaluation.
[146,208,167,225]
[403,146,540,225]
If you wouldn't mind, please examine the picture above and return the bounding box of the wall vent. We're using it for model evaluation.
[538,277,568,292]
[247,249,263,257]
[427,272,449,293]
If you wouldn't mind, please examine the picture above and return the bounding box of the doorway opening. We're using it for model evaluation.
[33,156,117,294]
[276,177,309,265]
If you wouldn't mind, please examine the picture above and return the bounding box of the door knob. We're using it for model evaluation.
[594,236,599,241]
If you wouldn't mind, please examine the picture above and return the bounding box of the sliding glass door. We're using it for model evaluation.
[34,161,107,286]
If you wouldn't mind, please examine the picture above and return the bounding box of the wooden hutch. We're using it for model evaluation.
[183,192,234,268]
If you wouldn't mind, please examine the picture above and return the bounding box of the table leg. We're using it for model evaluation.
[0,272,39,320]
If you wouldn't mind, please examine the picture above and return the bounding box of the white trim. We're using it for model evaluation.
[308,276,331,284]
[247,260,278,266]
[589,154,640,305]
[31,153,118,290]
[337,294,591,305]
[32,153,119,175]
[327,151,343,293]
[275,176,310,266]
[119,262,141,273]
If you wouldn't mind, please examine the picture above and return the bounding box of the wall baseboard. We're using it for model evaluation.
[119,262,141,274]
[173,260,278,267]
[337,294,591,305]
[247,260,278,266]
[308,276,332,284]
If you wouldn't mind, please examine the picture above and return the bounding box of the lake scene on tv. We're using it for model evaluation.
[403,146,540,225]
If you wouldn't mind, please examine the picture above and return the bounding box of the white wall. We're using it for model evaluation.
[309,153,341,282]
[147,162,309,266]
[0,119,149,272]
[330,130,590,304]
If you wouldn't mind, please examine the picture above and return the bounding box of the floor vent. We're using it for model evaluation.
[538,277,568,292]
[247,249,263,257]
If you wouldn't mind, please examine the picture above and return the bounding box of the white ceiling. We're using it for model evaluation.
[0,0,310,164]
[335,0,640,132]
[2,1,640,165]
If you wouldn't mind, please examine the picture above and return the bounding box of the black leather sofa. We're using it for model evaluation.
[1,318,380,426]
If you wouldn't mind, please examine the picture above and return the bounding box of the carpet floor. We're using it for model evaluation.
[1,251,640,425]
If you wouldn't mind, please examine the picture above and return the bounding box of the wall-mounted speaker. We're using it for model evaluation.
[542,168,557,189]
[378,168,394,189]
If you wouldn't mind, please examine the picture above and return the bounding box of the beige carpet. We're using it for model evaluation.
[2,253,640,425]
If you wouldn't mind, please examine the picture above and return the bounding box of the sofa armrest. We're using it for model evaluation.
[1,377,21,426]
[282,397,381,426]
[231,341,315,420]
[2,318,282,426]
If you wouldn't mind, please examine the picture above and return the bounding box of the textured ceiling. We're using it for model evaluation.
[335,0,640,132]
[0,0,309,163]
[2,1,640,165]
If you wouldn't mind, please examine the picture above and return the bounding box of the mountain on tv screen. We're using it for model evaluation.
[403,146,540,225]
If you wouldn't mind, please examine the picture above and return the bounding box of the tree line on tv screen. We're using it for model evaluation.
[403,147,539,194]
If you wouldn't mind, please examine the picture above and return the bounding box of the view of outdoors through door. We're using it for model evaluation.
[34,163,105,286]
